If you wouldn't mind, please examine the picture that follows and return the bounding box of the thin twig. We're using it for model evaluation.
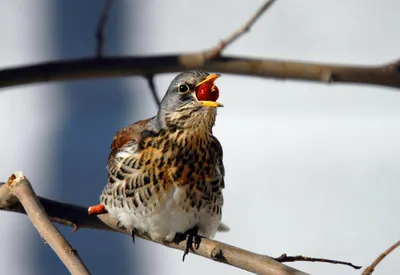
[0,181,308,275]
[146,75,161,108]
[5,173,90,275]
[274,253,361,270]
[205,0,278,59]
[96,0,114,57]
[0,55,398,90]
[362,240,400,275]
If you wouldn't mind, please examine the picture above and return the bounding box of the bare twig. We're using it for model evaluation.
[362,240,400,275]
[146,75,161,108]
[96,0,114,57]
[274,253,361,270]
[0,182,308,275]
[205,0,277,59]
[5,174,90,275]
[0,55,399,90]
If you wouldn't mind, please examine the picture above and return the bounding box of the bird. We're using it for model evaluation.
[88,70,227,260]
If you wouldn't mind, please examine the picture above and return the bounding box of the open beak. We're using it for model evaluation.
[195,73,223,108]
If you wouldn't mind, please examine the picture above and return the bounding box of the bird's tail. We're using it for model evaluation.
[217,222,230,232]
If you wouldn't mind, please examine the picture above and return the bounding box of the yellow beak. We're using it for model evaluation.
[194,73,223,108]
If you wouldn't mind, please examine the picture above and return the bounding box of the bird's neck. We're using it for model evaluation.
[154,108,216,135]
[144,116,214,150]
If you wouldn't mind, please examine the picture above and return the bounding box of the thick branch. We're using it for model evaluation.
[0,182,308,275]
[0,55,398,90]
[5,174,89,274]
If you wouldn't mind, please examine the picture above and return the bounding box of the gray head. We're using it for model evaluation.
[155,70,223,132]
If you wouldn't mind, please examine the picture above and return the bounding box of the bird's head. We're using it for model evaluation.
[155,70,223,132]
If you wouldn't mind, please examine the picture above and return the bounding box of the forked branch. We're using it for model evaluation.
[205,0,277,59]
[5,173,89,275]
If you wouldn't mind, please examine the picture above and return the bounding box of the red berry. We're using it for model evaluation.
[196,83,219,102]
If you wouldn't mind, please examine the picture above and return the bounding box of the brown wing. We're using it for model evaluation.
[107,117,153,169]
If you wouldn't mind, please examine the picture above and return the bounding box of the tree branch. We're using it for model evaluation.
[274,253,361,270]
[5,173,89,274]
[362,240,400,275]
[96,0,114,57]
[145,74,161,108]
[0,181,308,275]
[0,55,398,90]
[205,0,277,59]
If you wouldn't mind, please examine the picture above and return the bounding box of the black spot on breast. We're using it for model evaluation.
[115,186,121,196]
[176,130,184,139]
[126,190,134,197]
[132,198,139,208]
[153,177,158,187]
[158,158,165,169]
[189,162,195,171]
[116,172,124,180]
[144,176,150,185]
[174,165,184,180]
[158,171,164,179]
[211,179,220,192]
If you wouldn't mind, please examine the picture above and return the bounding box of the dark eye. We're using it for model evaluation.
[177,83,190,94]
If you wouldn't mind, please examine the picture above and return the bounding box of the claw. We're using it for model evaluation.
[182,227,200,262]
[88,204,106,215]
[131,229,136,244]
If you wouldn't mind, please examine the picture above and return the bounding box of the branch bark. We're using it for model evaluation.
[5,173,90,275]
[0,181,308,275]
[362,240,400,275]
[0,55,399,91]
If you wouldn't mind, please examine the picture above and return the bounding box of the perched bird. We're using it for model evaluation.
[88,70,227,260]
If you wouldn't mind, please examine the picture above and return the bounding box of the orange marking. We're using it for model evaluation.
[88,204,106,215]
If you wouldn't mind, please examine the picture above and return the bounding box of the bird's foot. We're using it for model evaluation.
[181,227,201,262]
[88,204,107,215]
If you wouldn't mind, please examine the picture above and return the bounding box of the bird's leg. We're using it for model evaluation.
[181,227,200,262]
[87,204,107,215]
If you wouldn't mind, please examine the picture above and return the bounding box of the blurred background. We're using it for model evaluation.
[0,0,399,274]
